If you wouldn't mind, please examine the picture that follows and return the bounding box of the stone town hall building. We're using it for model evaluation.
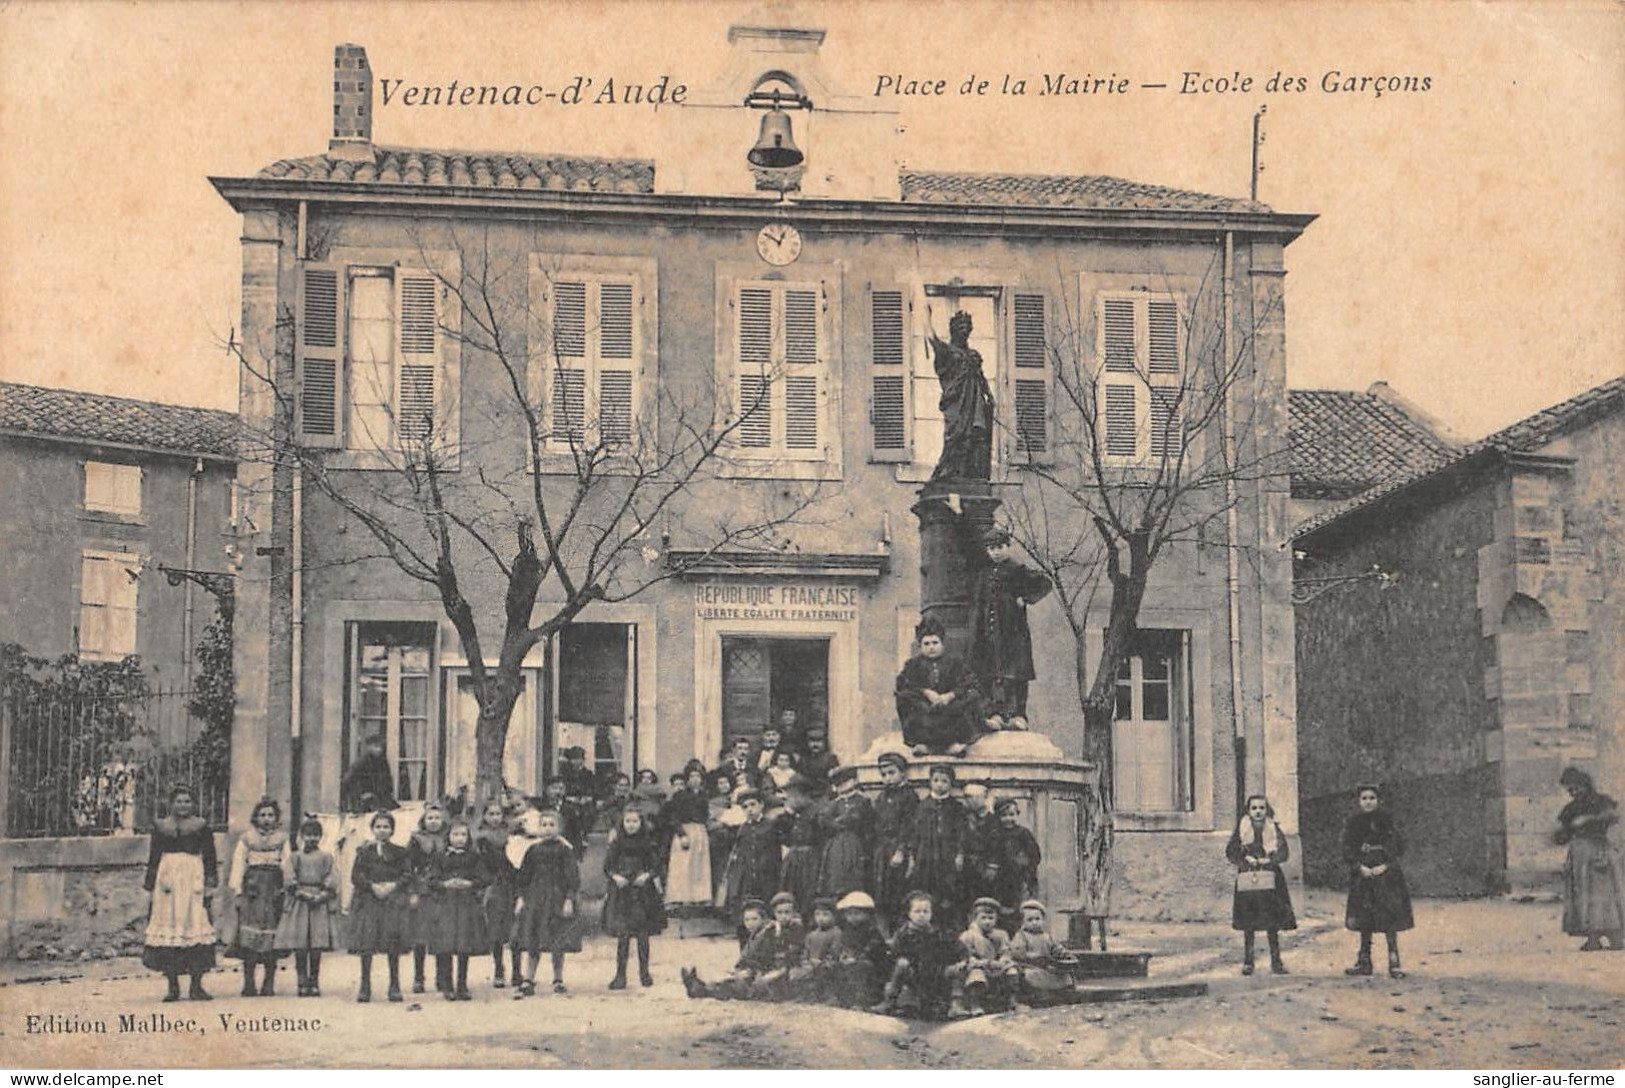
[212,24,1312,915]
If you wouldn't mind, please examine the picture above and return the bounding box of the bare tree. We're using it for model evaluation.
[1003,253,1288,922]
[234,223,824,804]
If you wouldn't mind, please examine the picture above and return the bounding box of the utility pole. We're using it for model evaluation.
[1251,104,1267,202]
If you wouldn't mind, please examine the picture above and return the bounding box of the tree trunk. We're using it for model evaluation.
[473,678,523,807]
[1079,698,1115,917]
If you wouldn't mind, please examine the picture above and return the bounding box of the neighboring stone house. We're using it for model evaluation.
[0,381,237,958]
[211,26,1314,918]
[1287,382,1459,527]
[0,381,238,689]
[1293,377,1623,896]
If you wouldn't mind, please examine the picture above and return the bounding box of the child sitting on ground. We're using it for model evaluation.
[680,898,769,1000]
[743,891,809,1001]
[948,896,1020,1016]
[873,890,961,1019]
[797,897,842,999]
[830,891,891,1009]
[1008,899,1079,1006]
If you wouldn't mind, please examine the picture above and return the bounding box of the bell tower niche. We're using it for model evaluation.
[657,20,901,200]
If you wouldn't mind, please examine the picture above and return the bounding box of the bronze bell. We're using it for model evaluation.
[748,110,803,168]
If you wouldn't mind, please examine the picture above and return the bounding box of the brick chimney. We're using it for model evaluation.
[329,43,373,161]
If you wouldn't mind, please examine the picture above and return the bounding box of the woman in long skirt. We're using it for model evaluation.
[1556,767,1625,951]
[1341,784,1415,978]
[1226,794,1296,975]
[663,765,714,916]
[142,784,219,1002]
[274,814,340,996]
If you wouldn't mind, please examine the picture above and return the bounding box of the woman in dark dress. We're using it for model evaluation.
[602,807,666,989]
[142,785,219,1002]
[1225,793,1296,975]
[817,766,873,901]
[1555,767,1625,951]
[1341,784,1415,979]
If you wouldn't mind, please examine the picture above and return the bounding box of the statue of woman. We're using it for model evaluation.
[924,305,994,483]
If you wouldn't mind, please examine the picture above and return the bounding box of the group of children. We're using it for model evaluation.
[142,741,1068,1016]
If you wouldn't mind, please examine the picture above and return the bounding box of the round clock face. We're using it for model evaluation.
[757,222,802,266]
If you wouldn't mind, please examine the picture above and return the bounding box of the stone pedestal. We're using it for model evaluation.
[857,729,1098,921]
[911,479,1000,661]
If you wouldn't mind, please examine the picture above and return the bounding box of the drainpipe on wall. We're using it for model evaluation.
[1222,230,1247,818]
[183,457,202,686]
[290,200,308,818]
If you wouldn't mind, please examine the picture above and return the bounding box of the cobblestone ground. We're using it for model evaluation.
[1,894,1620,1069]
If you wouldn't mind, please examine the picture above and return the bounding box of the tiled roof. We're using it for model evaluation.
[1288,388,1456,499]
[1294,376,1625,540]
[0,381,238,459]
[256,146,656,193]
[899,170,1268,214]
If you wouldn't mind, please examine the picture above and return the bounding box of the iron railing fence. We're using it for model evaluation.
[1,686,229,838]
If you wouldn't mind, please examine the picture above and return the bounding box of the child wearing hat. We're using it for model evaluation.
[871,752,920,925]
[895,617,980,756]
[982,798,1042,931]
[968,527,1052,731]
[907,763,975,932]
[1008,899,1079,1005]
[833,891,892,1009]
[719,788,787,942]
[816,765,873,901]
[749,891,810,1000]
[948,896,1020,1016]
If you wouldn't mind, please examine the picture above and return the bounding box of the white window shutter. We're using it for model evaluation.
[597,280,637,446]
[1103,298,1137,372]
[297,264,344,447]
[395,271,440,446]
[869,287,910,461]
[1104,383,1138,459]
[1148,299,1181,374]
[548,280,589,444]
[1012,292,1049,462]
[735,286,774,448]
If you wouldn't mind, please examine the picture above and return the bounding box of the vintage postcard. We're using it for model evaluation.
[0,0,1621,1073]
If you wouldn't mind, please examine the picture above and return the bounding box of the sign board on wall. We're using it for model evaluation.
[693,582,860,623]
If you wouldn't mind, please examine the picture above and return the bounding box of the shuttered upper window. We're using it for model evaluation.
[542,277,640,450]
[1096,292,1186,463]
[79,549,139,661]
[866,285,1051,469]
[731,280,829,461]
[296,261,457,459]
[83,462,142,518]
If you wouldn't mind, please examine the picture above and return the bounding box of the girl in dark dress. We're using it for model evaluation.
[871,752,919,926]
[349,810,410,1002]
[1555,767,1625,951]
[817,766,873,901]
[474,799,521,988]
[1225,793,1296,975]
[142,785,218,1002]
[906,764,973,933]
[512,809,581,997]
[223,796,288,996]
[406,801,451,994]
[431,821,489,1000]
[779,780,824,922]
[1341,784,1415,979]
[602,807,666,989]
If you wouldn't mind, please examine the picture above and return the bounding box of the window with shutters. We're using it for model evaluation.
[528,256,656,469]
[540,276,640,451]
[346,621,439,803]
[296,259,458,461]
[1096,292,1187,464]
[868,284,1050,475]
[1111,629,1193,813]
[730,279,829,463]
[78,549,140,661]
[82,462,142,518]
